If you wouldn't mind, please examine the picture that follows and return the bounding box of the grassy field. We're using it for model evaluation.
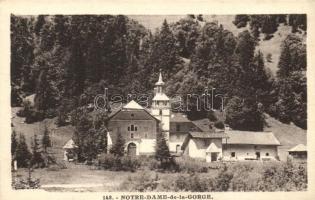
[13,162,220,192]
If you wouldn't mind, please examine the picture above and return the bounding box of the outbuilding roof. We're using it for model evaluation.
[170,113,191,123]
[189,131,228,139]
[288,144,307,152]
[206,142,221,152]
[226,130,281,146]
[192,118,214,132]
[63,139,78,149]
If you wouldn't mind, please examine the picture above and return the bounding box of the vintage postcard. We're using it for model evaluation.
[0,0,314,200]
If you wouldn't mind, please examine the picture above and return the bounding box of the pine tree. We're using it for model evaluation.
[225,96,265,131]
[34,15,46,36]
[149,19,183,81]
[97,126,108,154]
[42,124,51,153]
[11,130,18,157]
[110,131,125,157]
[155,129,170,162]
[31,134,43,168]
[15,134,31,168]
[233,15,249,28]
[272,34,307,129]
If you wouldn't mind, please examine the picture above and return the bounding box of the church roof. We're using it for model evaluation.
[111,109,159,121]
[152,93,169,101]
[226,131,281,146]
[123,100,144,110]
[288,144,307,152]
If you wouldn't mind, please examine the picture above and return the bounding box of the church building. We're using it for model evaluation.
[106,71,229,160]
[67,71,281,162]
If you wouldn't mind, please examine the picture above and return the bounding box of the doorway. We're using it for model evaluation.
[211,153,218,162]
[256,152,261,160]
[127,143,137,156]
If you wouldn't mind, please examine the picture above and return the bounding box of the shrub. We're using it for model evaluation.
[98,154,140,172]
[214,165,233,191]
[173,174,209,192]
[175,157,209,173]
[12,177,40,189]
[208,110,218,121]
[120,156,141,172]
[120,171,159,192]
[229,163,262,191]
[25,109,44,124]
[45,108,57,118]
[214,120,225,129]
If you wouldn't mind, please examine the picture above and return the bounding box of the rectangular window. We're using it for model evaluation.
[135,126,137,131]
[176,124,180,132]
[130,133,134,139]
[231,152,235,157]
[131,125,134,131]
[159,109,162,115]
[127,127,130,131]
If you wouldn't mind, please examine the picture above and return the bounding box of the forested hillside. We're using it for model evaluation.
[11,14,307,130]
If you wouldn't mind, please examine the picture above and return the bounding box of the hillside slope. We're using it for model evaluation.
[129,15,306,75]
[264,114,306,161]
[11,107,75,160]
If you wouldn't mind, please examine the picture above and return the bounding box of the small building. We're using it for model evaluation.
[288,144,307,162]
[63,139,78,161]
[181,131,228,162]
[222,130,281,161]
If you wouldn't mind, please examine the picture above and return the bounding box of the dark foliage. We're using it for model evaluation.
[11,14,307,130]
[15,134,31,168]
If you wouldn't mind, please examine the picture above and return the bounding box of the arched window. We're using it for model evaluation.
[128,125,137,132]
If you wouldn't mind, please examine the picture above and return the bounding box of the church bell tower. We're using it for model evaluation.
[151,70,170,140]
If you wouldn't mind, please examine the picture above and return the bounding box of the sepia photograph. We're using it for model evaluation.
[8,13,308,193]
